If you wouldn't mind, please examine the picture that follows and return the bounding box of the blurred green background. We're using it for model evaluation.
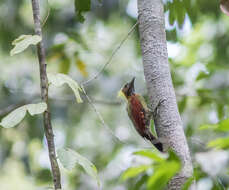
[1,0,229,189]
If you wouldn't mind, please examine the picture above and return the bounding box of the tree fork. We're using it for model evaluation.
[31,0,61,189]
[137,0,194,189]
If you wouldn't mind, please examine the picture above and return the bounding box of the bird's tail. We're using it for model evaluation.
[145,132,163,152]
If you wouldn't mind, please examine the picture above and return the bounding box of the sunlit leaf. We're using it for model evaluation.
[167,0,186,28]
[196,71,210,81]
[208,137,229,149]
[199,119,229,132]
[178,96,187,113]
[48,52,64,62]
[10,35,41,56]
[175,0,186,28]
[182,177,195,190]
[167,149,180,162]
[121,165,151,181]
[0,106,26,128]
[75,59,88,77]
[133,150,164,162]
[57,148,100,188]
[47,73,83,103]
[147,161,181,190]
[199,124,218,131]
[218,119,229,131]
[75,0,91,22]
[146,150,181,190]
[183,0,197,22]
[0,102,47,128]
[25,102,47,116]
[59,56,71,74]
[168,2,176,26]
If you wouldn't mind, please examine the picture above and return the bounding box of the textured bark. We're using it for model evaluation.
[31,0,61,189]
[137,0,193,189]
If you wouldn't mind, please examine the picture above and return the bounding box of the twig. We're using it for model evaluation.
[81,21,139,86]
[81,86,168,147]
[90,98,121,106]
[41,0,50,27]
[81,85,125,144]
[49,94,122,106]
[31,0,61,189]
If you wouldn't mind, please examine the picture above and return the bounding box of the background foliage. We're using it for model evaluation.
[0,0,229,189]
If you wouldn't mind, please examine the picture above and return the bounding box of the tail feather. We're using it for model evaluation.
[154,142,163,152]
[144,132,163,152]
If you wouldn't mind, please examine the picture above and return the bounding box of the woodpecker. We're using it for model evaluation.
[118,77,163,152]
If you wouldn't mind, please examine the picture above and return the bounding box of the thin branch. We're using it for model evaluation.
[81,85,125,144]
[41,0,50,27]
[81,86,169,146]
[50,94,122,106]
[81,21,139,86]
[90,98,121,106]
[31,0,61,189]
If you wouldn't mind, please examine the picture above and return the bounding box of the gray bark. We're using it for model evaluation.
[31,0,61,189]
[137,0,193,189]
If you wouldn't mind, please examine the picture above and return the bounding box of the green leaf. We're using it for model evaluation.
[146,150,181,190]
[199,124,218,131]
[182,176,195,190]
[199,119,229,132]
[208,137,229,149]
[168,2,176,26]
[178,96,187,113]
[47,73,83,103]
[196,71,210,81]
[57,148,100,188]
[25,102,47,116]
[147,161,181,190]
[133,150,164,162]
[218,119,229,131]
[167,149,180,162]
[59,56,71,74]
[175,0,186,28]
[0,102,47,128]
[10,35,41,56]
[0,106,26,128]
[75,58,88,77]
[75,0,91,23]
[121,165,151,181]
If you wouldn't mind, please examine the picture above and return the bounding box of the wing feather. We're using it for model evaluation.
[127,95,147,135]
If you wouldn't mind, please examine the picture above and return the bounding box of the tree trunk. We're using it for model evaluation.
[137,0,193,189]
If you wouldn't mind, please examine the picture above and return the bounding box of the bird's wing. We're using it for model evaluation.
[128,95,148,133]
[126,103,136,126]
[135,94,152,126]
[135,94,149,112]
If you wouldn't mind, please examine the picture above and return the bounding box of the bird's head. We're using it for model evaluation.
[118,77,135,100]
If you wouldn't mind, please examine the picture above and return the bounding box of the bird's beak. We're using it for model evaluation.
[129,77,135,91]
